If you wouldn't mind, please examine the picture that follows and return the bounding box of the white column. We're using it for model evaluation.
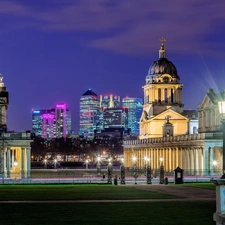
[21,147,25,178]
[7,148,11,178]
[27,147,31,178]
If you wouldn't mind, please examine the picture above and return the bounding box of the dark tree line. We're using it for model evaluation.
[31,136,123,161]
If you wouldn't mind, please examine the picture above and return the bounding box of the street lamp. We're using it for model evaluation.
[107,157,113,184]
[144,156,151,184]
[159,157,164,184]
[120,157,125,184]
[54,159,57,169]
[212,160,218,176]
[85,159,89,170]
[96,155,101,176]
[44,159,47,168]
[218,101,225,178]
[132,155,138,184]
[13,161,18,167]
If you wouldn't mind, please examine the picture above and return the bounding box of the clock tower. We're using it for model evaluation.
[0,74,9,131]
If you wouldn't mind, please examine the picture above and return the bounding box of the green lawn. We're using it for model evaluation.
[0,184,178,201]
[0,201,215,225]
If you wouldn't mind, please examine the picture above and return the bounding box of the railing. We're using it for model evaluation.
[123,132,223,146]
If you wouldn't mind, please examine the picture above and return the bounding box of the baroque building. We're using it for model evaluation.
[123,39,223,175]
[0,75,32,179]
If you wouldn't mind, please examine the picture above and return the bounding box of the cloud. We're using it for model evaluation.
[0,0,225,56]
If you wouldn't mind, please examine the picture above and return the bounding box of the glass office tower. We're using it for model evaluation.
[122,97,143,134]
[32,105,71,138]
[103,107,128,129]
[79,89,101,138]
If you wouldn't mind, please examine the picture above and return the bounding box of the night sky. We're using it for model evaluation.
[0,0,225,133]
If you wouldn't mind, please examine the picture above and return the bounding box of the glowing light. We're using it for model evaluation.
[13,161,18,167]
[212,160,218,166]
[159,157,163,162]
[97,156,101,162]
[132,156,137,162]
[33,110,40,113]
[144,156,150,162]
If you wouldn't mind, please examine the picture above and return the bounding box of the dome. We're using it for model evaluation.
[147,39,180,79]
[148,58,178,78]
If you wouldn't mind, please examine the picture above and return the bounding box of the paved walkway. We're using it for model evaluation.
[0,184,216,203]
[128,184,216,201]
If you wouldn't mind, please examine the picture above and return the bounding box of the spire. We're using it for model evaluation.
[159,37,166,59]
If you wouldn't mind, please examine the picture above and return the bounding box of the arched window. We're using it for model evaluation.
[171,89,173,103]
[165,88,168,103]
[158,89,161,102]
[193,126,197,134]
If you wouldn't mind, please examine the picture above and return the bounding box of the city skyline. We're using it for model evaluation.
[0,0,225,132]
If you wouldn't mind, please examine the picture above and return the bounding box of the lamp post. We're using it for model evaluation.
[212,160,218,176]
[107,157,113,184]
[218,101,225,179]
[13,161,18,167]
[132,156,138,184]
[54,159,57,169]
[120,157,125,184]
[96,156,101,176]
[144,156,151,184]
[44,159,47,168]
[159,157,164,184]
[85,159,89,170]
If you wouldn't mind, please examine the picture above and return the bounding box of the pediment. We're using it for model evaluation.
[199,94,215,109]
[150,108,189,122]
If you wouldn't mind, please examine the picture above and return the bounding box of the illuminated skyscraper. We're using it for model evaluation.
[122,97,143,134]
[32,105,71,138]
[103,107,128,129]
[79,89,101,138]
[100,94,120,108]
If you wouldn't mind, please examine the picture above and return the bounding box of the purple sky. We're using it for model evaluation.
[1,0,225,132]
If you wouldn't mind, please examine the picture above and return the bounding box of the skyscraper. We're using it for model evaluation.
[103,107,128,129]
[79,89,101,138]
[32,104,71,138]
[100,94,120,108]
[122,97,143,134]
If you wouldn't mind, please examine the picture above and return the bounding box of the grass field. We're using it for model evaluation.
[0,184,216,225]
[0,184,177,201]
[0,202,215,225]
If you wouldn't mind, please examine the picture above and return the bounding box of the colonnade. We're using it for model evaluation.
[124,145,221,175]
[0,146,31,178]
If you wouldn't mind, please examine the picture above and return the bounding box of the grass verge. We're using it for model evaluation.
[0,184,178,201]
[0,201,215,225]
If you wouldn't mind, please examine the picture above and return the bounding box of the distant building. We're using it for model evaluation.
[100,94,120,108]
[79,89,102,138]
[103,107,128,129]
[122,97,143,134]
[32,104,71,139]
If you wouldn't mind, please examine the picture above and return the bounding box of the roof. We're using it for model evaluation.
[82,89,98,96]
[182,110,198,119]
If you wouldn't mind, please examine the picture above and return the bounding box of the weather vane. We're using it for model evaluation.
[160,37,166,45]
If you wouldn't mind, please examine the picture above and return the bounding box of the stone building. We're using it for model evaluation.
[123,39,223,175]
[0,75,32,179]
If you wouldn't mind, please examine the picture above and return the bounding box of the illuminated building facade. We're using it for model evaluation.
[79,89,101,138]
[103,107,128,129]
[32,104,71,138]
[100,94,120,108]
[122,97,143,134]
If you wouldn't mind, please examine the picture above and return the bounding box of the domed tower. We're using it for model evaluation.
[0,74,9,132]
[139,38,187,139]
[143,38,184,118]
